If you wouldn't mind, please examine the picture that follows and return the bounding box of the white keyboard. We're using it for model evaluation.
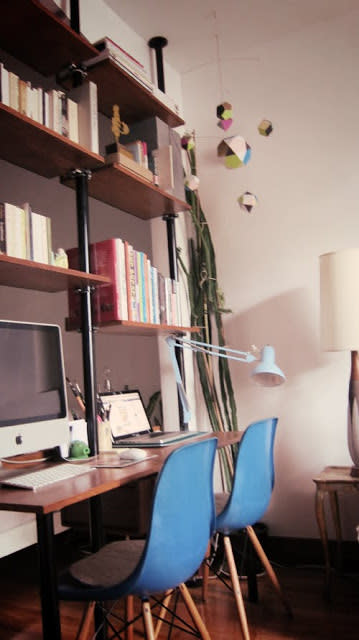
[2,463,95,491]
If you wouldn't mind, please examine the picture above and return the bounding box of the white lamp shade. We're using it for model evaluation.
[320,248,359,351]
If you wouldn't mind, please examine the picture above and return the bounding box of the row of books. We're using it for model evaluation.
[0,201,52,265]
[105,139,154,182]
[85,36,180,115]
[67,237,182,328]
[0,62,99,154]
[85,36,154,93]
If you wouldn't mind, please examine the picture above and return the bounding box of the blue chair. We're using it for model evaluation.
[58,437,218,640]
[203,418,292,640]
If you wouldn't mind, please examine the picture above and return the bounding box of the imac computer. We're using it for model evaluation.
[0,319,69,459]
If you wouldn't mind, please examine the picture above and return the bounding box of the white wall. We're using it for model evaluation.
[180,8,359,539]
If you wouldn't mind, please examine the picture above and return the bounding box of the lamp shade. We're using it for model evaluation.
[251,345,285,386]
[320,248,359,351]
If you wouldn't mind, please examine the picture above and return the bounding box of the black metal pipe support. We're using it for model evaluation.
[148,36,168,92]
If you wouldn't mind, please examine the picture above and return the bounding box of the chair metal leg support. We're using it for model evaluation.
[223,535,251,640]
[142,599,156,640]
[246,525,293,617]
[178,582,211,640]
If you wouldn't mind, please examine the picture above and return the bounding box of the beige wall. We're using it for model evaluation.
[180,7,359,539]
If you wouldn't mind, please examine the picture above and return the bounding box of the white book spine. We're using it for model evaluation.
[4,203,26,259]
[8,71,19,111]
[0,63,9,106]
[67,98,79,143]
[116,238,128,321]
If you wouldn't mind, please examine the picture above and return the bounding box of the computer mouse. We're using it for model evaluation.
[119,448,148,461]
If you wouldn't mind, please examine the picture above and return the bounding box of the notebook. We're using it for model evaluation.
[99,390,207,448]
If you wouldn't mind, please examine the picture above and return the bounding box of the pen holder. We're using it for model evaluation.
[97,418,113,452]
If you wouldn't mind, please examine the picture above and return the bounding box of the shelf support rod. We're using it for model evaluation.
[72,169,98,457]
[163,214,186,429]
[70,0,80,33]
[148,36,168,93]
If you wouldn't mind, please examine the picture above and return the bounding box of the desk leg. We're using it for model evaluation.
[329,490,343,570]
[314,488,331,597]
[36,513,61,640]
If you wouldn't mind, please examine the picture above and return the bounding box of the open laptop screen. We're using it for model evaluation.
[99,390,151,440]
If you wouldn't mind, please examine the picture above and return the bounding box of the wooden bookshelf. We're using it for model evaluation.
[62,163,190,219]
[0,104,103,178]
[0,0,98,77]
[0,254,109,293]
[86,59,184,128]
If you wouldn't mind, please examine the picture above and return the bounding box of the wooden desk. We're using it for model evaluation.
[313,465,359,595]
[0,431,241,640]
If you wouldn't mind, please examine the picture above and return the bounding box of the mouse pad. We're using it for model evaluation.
[92,452,157,468]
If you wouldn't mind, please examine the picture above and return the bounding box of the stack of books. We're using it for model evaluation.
[105,141,153,183]
[67,237,182,328]
[0,62,99,154]
[0,201,53,265]
[85,36,154,94]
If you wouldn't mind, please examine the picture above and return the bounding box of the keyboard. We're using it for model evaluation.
[2,463,95,491]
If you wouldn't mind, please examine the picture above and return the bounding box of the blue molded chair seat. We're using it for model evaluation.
[203,418,292,640]
[58,437,218,640]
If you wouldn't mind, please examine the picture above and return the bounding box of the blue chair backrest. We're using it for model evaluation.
[128,437,218,596]
[216,418,278,534]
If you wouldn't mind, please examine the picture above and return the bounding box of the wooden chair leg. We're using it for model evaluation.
[142,599,156,640]
[246,525,293,617]
[125,595,134,640]
[223,535,251,640]
[178,582,211,640]
[154,590,173,639]
[201,542,211,602]
[75,601,95,640]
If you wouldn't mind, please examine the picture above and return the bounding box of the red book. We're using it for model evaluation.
[67,238,128,328]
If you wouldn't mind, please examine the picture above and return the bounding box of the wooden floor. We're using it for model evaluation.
[0,535,358,639]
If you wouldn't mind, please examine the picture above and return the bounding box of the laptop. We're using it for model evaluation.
[99,390,207,448]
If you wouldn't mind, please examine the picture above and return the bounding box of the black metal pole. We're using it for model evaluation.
[148,36,168,92]
[163,215,187,429]
[70,0,80,33]
[74,170,98,457]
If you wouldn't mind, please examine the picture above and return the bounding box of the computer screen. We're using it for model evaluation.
[0,319,69,459]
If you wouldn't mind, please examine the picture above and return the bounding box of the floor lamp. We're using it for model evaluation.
[320,248,359,476]
[166,335,286,425]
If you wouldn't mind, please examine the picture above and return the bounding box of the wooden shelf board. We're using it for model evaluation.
[0,254,109,293]
[62,163,189,220]
[66,320,198,336]
[86,59,184,128]
[0,0,98,76]
[0,104,104,178]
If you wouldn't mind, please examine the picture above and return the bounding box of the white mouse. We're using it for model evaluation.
[119,448,148,461]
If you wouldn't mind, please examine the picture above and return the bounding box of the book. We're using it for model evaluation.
[152,145,174,193]
[0,63,9,106]
[0,203,6,253]
[85,37,153,92]
[3,203,26,259]
[152,85,180,115]
[31,210,50,264]
[22,202,33,260]
[92,238,128,323]
[8,71,19,111]
[67,98,79,143]
[105,150,154,183]
[123,117,185,200]
[69,81,99,154]
[124,240,137,321]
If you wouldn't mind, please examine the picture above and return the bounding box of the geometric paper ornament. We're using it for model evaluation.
[238,191,258,213]
[217,102,233,131]
[217,135,251,168]
[181,133,195,150]
[258,119,273,136]
[218,118,233,131]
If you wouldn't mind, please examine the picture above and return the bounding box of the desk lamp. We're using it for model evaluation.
[166,335,285,425]
[320,248,359,476]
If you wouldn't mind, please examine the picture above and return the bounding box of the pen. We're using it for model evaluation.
[66,377,86,414]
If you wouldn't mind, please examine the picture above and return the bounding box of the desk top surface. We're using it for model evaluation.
[313,465,359,486]
[0,430,242,515]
